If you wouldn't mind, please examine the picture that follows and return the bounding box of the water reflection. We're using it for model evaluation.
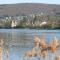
[0,29,60,60]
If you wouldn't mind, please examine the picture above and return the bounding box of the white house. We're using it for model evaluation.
[40,21,47,27]
[11,20,17,28]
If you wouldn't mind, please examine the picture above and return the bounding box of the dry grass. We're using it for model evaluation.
[55,56,60,60]
[23,34,59,60]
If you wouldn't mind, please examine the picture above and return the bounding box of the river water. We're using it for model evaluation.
[0,29,60,60]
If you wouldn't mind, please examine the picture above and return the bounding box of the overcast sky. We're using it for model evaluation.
[0,0,60,5]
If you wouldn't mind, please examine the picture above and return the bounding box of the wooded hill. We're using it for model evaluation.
[0,3,60,17]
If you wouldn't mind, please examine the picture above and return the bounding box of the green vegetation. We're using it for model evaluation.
[0,14,60,29]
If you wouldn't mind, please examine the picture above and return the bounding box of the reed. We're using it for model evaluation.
[23,35,59,60]
[0,39,4,60]
[55,55,60,60]
[0,47,3,60]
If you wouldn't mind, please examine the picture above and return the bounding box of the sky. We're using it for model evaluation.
[0,0,60,5]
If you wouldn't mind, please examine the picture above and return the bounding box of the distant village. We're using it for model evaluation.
[0,12,60,29]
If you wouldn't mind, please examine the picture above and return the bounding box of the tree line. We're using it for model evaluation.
[0,14,60,29]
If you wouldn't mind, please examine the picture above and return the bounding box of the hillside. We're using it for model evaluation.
[0,3,60,17]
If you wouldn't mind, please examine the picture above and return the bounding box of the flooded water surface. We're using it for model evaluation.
[0,29,60,60]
